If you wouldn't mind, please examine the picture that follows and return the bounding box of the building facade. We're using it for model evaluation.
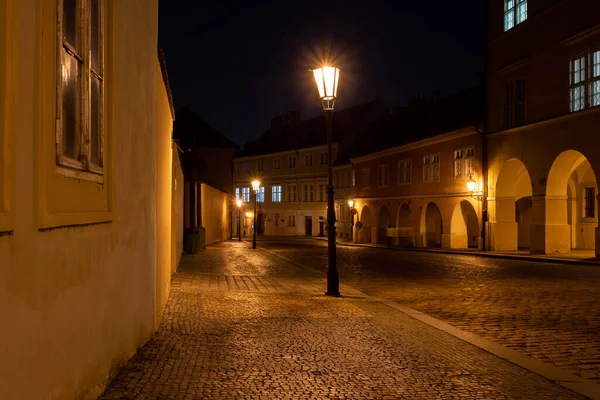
[333,162,356,240]
[234,144,338,237]
[0,1,181,399]
[352,128,484,248]
[486,0,600,255]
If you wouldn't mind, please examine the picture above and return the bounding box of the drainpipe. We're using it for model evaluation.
[481,0,490,251]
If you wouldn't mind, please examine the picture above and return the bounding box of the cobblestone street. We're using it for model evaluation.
[262,239,600,385]
[100,241,586,399]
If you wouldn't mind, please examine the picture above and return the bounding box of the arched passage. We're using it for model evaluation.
[420,202,442,248]
[450,200,479,249]
[359,205,372,244]
[493,159,533,250]
[545,150,597,254]
[397,203,413,247]
[377,205,391,245]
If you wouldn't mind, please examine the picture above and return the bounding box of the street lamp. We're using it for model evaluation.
[236,199,242,242]
[467,175,483,201]
[348,199,355,242]
[312,65,341,297]
[251,180,261,249]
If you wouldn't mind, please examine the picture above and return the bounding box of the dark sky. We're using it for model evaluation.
[158,1,485,148]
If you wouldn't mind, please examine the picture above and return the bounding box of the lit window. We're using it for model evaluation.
[242,187,250,202]
[235,187,240,200]
[591,51,600,107]
[378,164,389,187]
[58,0,105,174]
[585,187,596,218]
[570,56,586,112]
[256,187,265,203]
[272,185,282,202]
[504,0,527,32]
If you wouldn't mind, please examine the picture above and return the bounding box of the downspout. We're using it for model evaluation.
[481,0,490,250]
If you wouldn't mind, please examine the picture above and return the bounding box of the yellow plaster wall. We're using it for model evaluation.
[0,0,172,399]
[171,147,184,274]
[201,183,232,245]
[155,60,174,326]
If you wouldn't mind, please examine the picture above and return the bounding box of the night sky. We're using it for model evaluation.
[158,1,485,148]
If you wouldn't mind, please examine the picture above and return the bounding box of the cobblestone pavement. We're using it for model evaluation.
[260,239,600,384]
[99,241,585,399]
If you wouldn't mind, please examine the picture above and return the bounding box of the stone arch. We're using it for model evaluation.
[359,205,372,244]
[420,202,442,248]
[377,205,391,245]
[396,203,413,247]
[544,150,597,254]
[450,200,479,249]
[493,159,533,251]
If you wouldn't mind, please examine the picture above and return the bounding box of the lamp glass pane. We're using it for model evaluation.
[313,69,325,98]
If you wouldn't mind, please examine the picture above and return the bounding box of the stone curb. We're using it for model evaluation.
[256,243,600,400]
[312,237,600,267]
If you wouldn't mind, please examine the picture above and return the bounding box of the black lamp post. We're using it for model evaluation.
[312,66,341,297]
[348,199,355,242]
[251,180,260,249]
[236,199,242,242]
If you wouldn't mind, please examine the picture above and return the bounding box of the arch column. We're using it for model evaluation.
[530,195,571,254]
[488,196,519,250]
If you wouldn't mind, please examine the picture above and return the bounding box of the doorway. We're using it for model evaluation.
[305,216,312,236]
[319,216,324,236]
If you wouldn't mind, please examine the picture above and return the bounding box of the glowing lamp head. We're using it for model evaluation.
[348,199,354,208]
[466,177,477,193]
[251,180,261,192]
[236,199,242,208]
[312,66,340,110]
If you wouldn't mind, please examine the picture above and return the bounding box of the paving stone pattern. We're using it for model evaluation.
[99,242,584,399]
[262,239,600,384]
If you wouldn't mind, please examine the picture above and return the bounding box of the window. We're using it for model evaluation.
[454,148,474,179]
[273,158,281,170]
[319,184,326,202]
[585,187,596,218]
[57,0,105,174]
[288,214,296,227]
[303,184,314,202]
[305,154,313,166]
[398,159,411,184]
[423,156,431,182]
[352,170,355,187]
[361,168,370,188]
[286,184,297,202]
[504,0,527,32]
[591,51,600,107]
[257,160,264,172]
[432,154,440,181]
[320,152,328,165]
[242,187,250,202]
[288,156,296,168]
[503,79,525,129]
[256,187,265,203]
[236,164,241,174]
[570,55,586,112]
[378,164,389,187]
[243,163,249,173]
[272,185,282,202]
[235,187,240,200]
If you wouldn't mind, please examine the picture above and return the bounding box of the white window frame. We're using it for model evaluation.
[570,55,587,112]
[377,164,389,187]
[432,153,440,182]
[288,156,296,168]
[288,214,296,227]
[286,183,297,202]
[256,186,265,203]
[504,0,527,32]
[273,158,281,170]
[57,0,105,179]
[235,187,240,200]
[318,183,326,202]
[242,187,250,202]
[398,158,411,185]
[272,185,282,202]
[305,154,313,167]
[423,156,431,182]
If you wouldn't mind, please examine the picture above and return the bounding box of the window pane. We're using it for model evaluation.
[63,0,78,48]
[516,1,527,24]
[62,50,79,159]
[591,81,600,107]
[91,0,101,73]
[91,76,102,165]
